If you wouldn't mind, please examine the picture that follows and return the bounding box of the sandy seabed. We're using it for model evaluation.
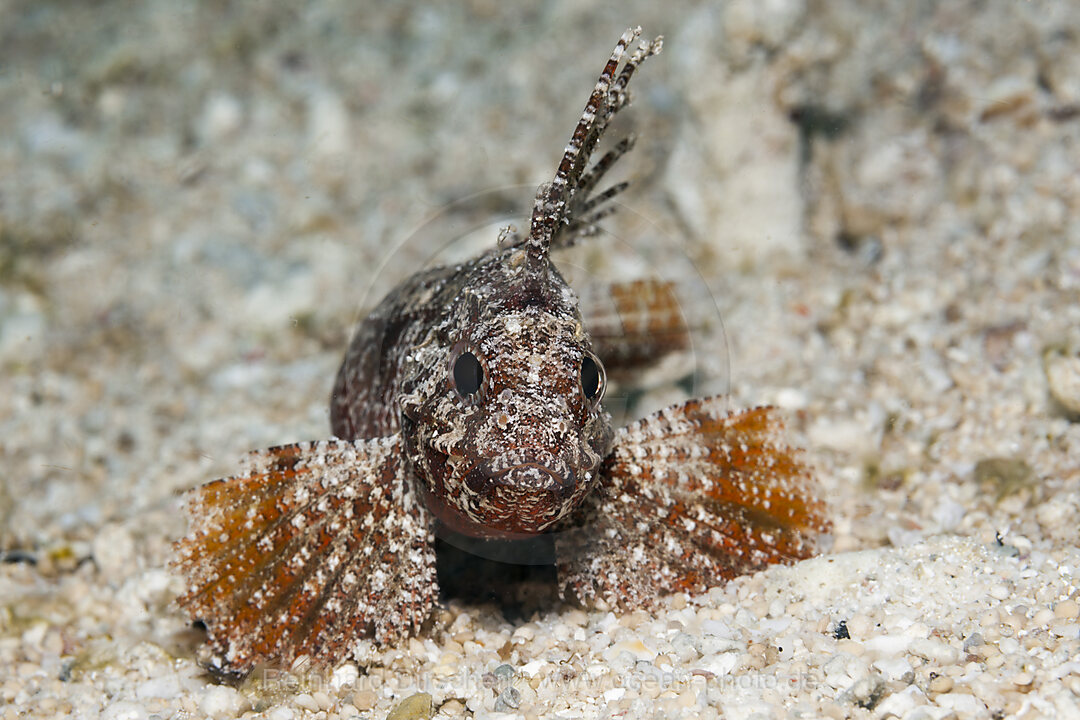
[1,1,1078,719]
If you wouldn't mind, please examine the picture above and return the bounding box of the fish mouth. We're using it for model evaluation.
[420,443,589,537]
[470,449,577,501]
[441,448,582,535]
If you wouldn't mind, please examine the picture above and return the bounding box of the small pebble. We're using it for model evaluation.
[1050,620,1079,637]
[845,615,872,640]
[494,687,521,712]
[439,697,464,712]
[911,637,960,666]
[1045,350,1080,414]
[385,693,432,720]
[135,676,180,700]
[841,675,885,710]
[294,693,319,712]
[836,639,865,657]
[1031,608,1056,627]
[91,524,136,583]
[872,656,912,682]
[312,690,333,711]
[353,690,377,711]
[874,685,924,717]
[978,75,1034,120]
[1012,672,1034,690]
[42,630,63,656]
[199,686,247,719]
[307,89,350,160]
[331,663,360,691]
[1054,599,1079,619]
[864,634,912,656]
[670,631,701,662]
[935,691,986,716]
[973,458,1033,499]
[198,93,244,143]
[101,700,148,720]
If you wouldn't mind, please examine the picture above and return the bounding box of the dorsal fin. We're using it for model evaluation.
[524,27,663,273]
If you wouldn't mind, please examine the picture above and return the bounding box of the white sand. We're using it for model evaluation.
[2,2,1078,719]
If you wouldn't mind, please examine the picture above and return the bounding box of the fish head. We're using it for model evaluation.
[401,247,614,538]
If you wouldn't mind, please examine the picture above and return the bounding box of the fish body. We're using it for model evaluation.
[175,27,829,677]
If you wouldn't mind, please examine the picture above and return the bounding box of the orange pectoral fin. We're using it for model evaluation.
[173,434,436,677]
[557,397,830,610]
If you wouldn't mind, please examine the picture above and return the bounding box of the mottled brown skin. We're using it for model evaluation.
[174,28,830,678]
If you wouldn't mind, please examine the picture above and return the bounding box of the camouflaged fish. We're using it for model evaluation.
[174,27,830,676]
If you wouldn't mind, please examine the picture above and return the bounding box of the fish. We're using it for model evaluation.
[173,26,830,677]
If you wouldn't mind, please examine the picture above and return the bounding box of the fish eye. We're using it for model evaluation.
[580,353,605,402]
[453,351,484,397]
